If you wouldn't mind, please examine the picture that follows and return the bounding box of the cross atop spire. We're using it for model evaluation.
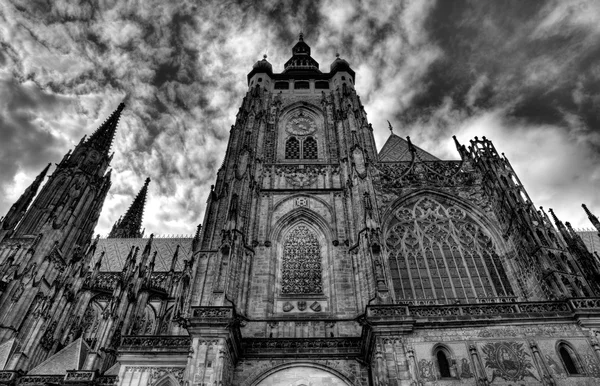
[86,103,125,155]
[108,177,150,239]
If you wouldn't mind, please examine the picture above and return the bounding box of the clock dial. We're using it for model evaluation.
[286,114,316,136]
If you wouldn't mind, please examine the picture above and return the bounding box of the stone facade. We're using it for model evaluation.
[2,35,600,386]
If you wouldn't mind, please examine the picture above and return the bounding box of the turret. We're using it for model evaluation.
[583,204,600,237]
[0,163,50,239]
[108,178,151,239]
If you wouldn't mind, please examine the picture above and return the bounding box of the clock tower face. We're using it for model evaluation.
[86,150,101,164]
[285,112,316,136]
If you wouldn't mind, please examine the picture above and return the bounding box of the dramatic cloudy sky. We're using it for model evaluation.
[1,0,599,236]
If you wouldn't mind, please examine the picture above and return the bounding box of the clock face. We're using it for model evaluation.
[87,150,100,164]
[286,114,316,136]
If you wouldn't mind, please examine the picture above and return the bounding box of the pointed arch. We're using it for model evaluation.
[270,206,334,244]
[383,190,516,304]
[277,102,327,162]
[269,207,335,309]
[281,224,323,294]
[247,362,355,386]
[153,374,180,386]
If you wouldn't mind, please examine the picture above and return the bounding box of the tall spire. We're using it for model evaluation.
[108,177,150,239]
[85,103,125,155]
[1,163,51,232]
[583,204,600,236]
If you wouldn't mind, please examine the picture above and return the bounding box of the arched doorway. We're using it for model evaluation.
[255,366,350,386]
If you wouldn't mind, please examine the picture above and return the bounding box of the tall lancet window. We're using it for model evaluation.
[281,225,322,294]
[303,136,317,159]
[285,137,300,159]
[386,197,514,304]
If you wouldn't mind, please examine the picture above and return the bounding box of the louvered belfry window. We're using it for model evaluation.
[285,137,300,159]
[281,225,322,294]
[303,137,317,159]
[386,197,513,304]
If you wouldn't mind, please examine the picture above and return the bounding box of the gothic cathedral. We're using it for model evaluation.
[2,35,600,386]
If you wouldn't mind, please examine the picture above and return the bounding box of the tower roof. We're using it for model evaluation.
[283,33,320,73]
[378,133,439,162]
[85,103,125,155]
[108,177,150,239]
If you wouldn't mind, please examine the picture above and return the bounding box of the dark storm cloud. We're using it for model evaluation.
[0,0,599,234]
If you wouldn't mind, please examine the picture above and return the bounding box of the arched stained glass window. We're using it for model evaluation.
[281,225,322,294]
[558,343,583,375]
[285,137,300,159]
[303,137,317,159]
[386,197,514,304]
[436,350,452,378]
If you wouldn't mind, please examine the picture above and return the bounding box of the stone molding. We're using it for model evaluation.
[367,298,599,324]
[242,337,363,358]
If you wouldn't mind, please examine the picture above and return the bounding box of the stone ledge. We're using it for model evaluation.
[241,337,363,358]
[366,298,599,325]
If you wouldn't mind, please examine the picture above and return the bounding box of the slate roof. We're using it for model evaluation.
[90,236,193,272]
[28,338,89,375]
[378,134,439,162]
[0,339,16,370]
[576,230,600,254]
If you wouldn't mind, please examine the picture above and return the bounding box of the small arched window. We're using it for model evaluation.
[303,137,317,159]
[558,343,582,375]
[285,137,300,159]
[434,347,452,378]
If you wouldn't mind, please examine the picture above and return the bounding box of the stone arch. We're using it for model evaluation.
[269,208,335,314]
[382,189,506,251]
[277,102,327,162]
[153,374,180,386]
[383,190,517,304]
[271,193,334,218]
[249,363,356,386]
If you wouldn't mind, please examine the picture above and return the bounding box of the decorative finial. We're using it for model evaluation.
[299,31,304,41]
[387,120,394,135]
[263,54,267,60]
[335,52,340,58]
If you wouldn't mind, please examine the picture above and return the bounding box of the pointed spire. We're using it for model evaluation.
[147,251,157,276]
[108,177,150,239]
[170,245,180,272]
[549,208,571,242]
[139,233,154,274]
[583,204,600,235]
[85,103,125,155]
[192,224,202,252]
[1,163,51,231]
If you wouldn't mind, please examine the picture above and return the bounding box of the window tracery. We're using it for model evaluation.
[386,197,513,304]
[281,225,322,294]
[303,137,317,159]
[285,137,300,159]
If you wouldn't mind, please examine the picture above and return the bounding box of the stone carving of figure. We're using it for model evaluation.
[460,358,473,378]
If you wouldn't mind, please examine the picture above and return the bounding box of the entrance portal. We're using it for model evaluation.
[255,366,350,386]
